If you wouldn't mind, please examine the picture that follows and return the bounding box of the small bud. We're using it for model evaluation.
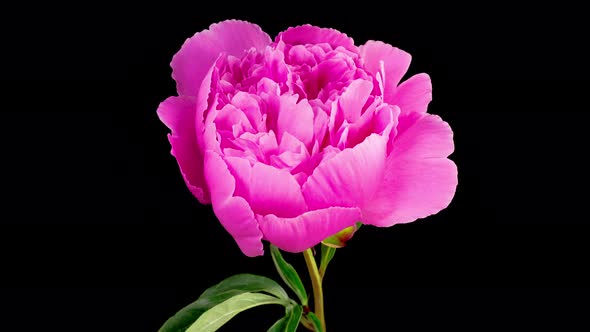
[321,222,362,248]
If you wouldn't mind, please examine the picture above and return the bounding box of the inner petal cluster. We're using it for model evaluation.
[204,40,398,192]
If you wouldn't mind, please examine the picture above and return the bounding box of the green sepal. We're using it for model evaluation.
[321,222,362,248]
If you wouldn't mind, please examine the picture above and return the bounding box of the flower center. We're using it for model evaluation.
[206,43,387,185]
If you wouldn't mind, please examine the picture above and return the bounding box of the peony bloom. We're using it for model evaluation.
[158,20,457,256]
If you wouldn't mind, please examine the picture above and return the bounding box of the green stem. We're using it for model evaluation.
[303,248,325,332]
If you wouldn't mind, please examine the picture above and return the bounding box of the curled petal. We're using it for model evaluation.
[225,158,308,218]
[195,59,218,152]
[362,113,457,226]
[338,79,374,123]
[391,73,432,114]
[302,134,387,210]
[276,24,357,52]
[258,207,361,252]
[172,20,272,96]
[204,151,263,256]
[157,96,210,204]
[277,94,314,148]
[231,92,265,131]
[312,105,329,147]
[359,40,411,103]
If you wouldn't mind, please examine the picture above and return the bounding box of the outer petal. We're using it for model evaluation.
[172,20,272,96]
[359,40,411,103]
[196,56,221,152]
[302,134,387,210]
[258,207,361,252]
[362,112,458,226]
[276,24,357,52]
[157,96,210,204]
[391,73,432,114]
[204,151,263,257]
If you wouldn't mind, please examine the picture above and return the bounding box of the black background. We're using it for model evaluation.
[1,2,588,331]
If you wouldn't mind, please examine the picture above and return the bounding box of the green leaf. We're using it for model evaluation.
[319,244,336,280]
[270,245,309,306]
[267,316,287,332]
[283,305,303,331]
[186,292,290,332]
[203,273,289,300]
[159,274,289,332]
[267,305,303,332]
[306,312,324,332]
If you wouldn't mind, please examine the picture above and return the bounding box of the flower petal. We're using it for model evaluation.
[391,73,432,114]
[195,58,218,152]
[249,162,308,218]
[157,96,210,204]
[338,79,374,123]
[258,207,361,252]
[172,20,271,96]
[362,112,457,226]
[359,40,411,103]
[204,151,263,257]
[302,134,387,210]
[276,24,357,52]
[311,105,329,147]
[231,92,265,131]
[277,94,314,148]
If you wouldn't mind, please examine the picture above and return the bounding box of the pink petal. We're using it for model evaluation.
[258,130,279,157]
[314,54,356,89]
[276,24,357,52]
[362,112,457,226]
[391,73,432,114]
[373,104,398,152]
[249,162,308,218]
[359,40,411,103]
[338,79,374,123]
[204,151,263,257]
[376,104,401,154]
[202,108,222,154]
[231,92,264,131]
[279,132,308,155]
[302,134,387,210]
[312,105,329,147]
[287,44,316,66]
[277,94,314,148]
[345,98,378,147]
[328,96,345,146]
[157,96,210,204]
[195,59,218,152]
[214,103,254,134]
[391,112,454,158]
[172,20,271,96]
[258,207,361,252]
[225,157,308,218]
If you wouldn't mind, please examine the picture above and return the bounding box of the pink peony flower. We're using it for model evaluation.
[158,20,457,256]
